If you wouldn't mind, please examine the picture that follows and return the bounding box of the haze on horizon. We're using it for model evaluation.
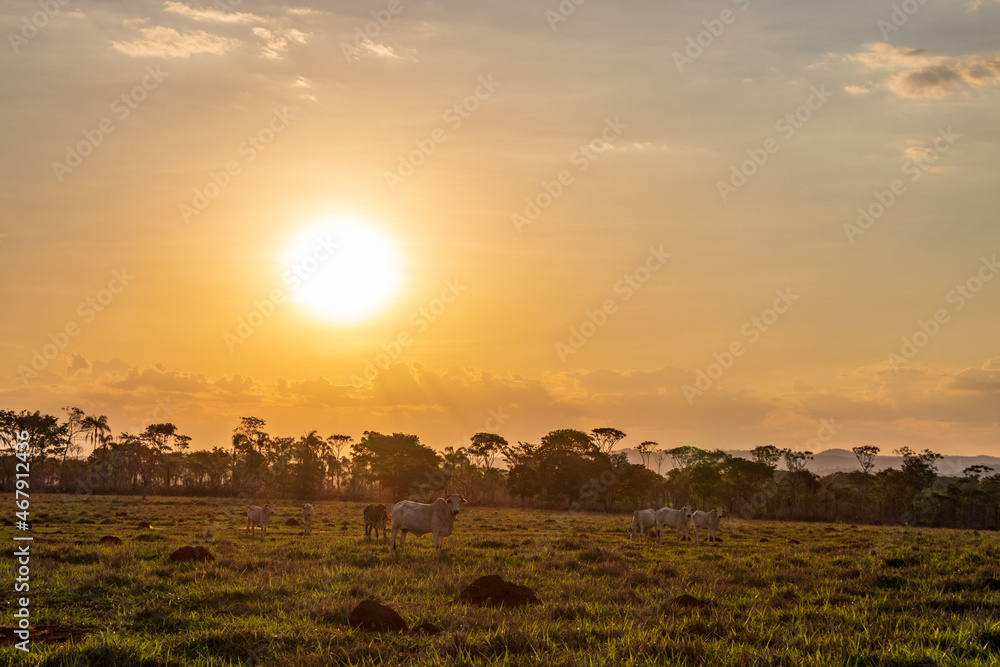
[2,0,999,457]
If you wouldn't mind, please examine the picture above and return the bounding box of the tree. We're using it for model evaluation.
[781,449,814,517]
[468,433,507,472]
[751,445,782,468]
[231,417,270,493]
[81,415,111,455]
[591,427,626,455]
[852,445,880,515]
[636,441,657,469]
[651,448,667,475]
[665,445,702,471]
[59,406,86,472]
[351,431,441,501]
[290,430,327,499]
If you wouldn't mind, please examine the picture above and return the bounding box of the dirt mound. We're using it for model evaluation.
[285,517,299,527]
[456,575,540,608]
[788,539,801,545]
[759,538,769,543]
[348,600,408,632]
[98,535,122,546]
[115,511,128,517]
[983,578,1000,591]
[137,521,152,529]
[167,546,214,563]
[671,594,708,609]
[411,622,443,635]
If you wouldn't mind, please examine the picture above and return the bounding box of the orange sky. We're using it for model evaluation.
[2,0,999,456]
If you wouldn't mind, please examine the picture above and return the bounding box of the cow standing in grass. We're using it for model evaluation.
[363,503,388,540]
[246,501,275,537]
[302,503,314,535]
[630,508,657,542]
[655,505,694,542]
[390,494,466,553]
[691,508,724,543]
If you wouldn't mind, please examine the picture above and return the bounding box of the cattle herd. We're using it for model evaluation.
[631,505,725,544]
[245,496,725,550]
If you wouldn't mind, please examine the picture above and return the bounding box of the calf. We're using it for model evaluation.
[630,508,657,542]
[246,501,275,537]
[655,505,694,542]
[363,503,388,540]
[691,507,725,543]
[390,494,466,553]
[301,503,314,535]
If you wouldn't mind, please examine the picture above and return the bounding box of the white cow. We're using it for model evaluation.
[655,505,694,542]
[301,503,314,535]
[630,508,657,542]
[246,501,275,537]
[691,507,725,543]
[390,494,466,553]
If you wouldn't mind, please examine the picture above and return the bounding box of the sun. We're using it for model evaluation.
[281,216,403,324]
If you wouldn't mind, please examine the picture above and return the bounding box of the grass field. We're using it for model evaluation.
[2,494,1000,666]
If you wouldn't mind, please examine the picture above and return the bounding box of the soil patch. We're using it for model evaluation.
[671,594,708,609]
[167,546,214,562]
[411,622,443,635]
[456,575,540,608]
[348,600,408,632]
[98,535,122,546]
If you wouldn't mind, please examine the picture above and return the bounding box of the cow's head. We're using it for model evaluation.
[682,505,694,518]
[446,494,467,516]
[715,508,725,518]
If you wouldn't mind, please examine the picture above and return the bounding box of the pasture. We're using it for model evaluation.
[2,494,1000,666]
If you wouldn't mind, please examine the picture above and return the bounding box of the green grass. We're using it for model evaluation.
[2,495,1000,666]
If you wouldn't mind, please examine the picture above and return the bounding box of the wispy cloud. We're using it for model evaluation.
[112,24,241,58]
[163,1,260,24]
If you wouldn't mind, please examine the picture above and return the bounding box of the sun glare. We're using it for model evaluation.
[281,216,403,324]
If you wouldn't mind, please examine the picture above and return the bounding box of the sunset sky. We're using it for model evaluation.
[2,0,999,457]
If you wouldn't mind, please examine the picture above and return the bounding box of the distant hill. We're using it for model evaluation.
[620,447,1000,477]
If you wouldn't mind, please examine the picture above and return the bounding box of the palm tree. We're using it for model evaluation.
[82,415,111,456]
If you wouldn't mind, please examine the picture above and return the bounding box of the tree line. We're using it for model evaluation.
[1,407,997,529]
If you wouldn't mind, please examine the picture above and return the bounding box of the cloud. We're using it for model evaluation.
[3,356,1000,455]
[345,38,404,62]
[163,1,260,24]
[252,26,307,60]
[112,24,241,58]
[66,353,90,377]
[843,43,1000,99]
[114,4,310,60]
